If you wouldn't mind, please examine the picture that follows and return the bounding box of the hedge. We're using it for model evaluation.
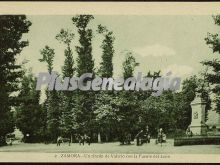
[174,136,220,146]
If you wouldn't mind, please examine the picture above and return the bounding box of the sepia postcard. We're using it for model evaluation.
[0,2,220,163]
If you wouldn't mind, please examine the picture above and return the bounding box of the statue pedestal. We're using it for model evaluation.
[190,124,207,135]
[189,96,207,135]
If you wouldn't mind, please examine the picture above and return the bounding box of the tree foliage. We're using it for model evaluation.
[16,70,45,142]
[39,46,55,73]
[72,15,94,76]
[0,15,31,145]
[203,15,220,113]
[2,15,214,145]
[97,24,115,77]
[72,15,96,138]
[39,46,61,142]
[56,29,76,139]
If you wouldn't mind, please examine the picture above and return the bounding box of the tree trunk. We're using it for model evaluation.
[70,133,73,143]
[105,134,109,142]
[98,132,101,143]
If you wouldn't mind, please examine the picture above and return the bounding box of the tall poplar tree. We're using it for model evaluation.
[56,29,76,141]
[39,46,61,142]
[97,24,115,77]
[72,15,95,138]
[117,52,139,144]
[94,25,115,142]
[72,15,94,76]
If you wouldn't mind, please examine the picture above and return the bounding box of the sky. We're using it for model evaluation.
[18,15,219,85]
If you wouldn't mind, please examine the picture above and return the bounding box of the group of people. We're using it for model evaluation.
[77,134,91,146]
[135,126,166,146]
[56,127,169,146]
[155,128,166,145]
[135,126,151,146]
[57,134,91,146]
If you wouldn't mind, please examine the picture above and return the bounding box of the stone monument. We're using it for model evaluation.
[189,95,207,135]
[174,94,220,146]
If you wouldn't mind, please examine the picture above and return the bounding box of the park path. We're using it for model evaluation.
[0,139,219,154]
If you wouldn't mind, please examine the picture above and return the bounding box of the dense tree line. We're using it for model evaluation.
[1,14,219,145]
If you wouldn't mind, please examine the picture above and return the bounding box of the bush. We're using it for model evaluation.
[0,136,6,146]
[165,129,186,138]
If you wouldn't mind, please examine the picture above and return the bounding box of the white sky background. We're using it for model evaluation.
[17,15,220,102]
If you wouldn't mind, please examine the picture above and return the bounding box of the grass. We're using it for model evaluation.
[0,139,219,154]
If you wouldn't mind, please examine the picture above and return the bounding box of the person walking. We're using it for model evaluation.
[157,128,163,146]
[78,134,85,146]
[57,136,62,146]
[143,125,151,143]
[135,130,144,146]
[84,134,91,145]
